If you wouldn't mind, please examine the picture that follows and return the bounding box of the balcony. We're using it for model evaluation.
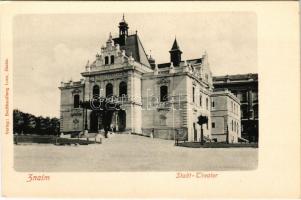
[157,101,172,111]
[71,108,82,116]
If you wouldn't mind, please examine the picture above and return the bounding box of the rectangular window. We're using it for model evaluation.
[73,95,80,108]
[199,93,202,107]
[212,122,215,128]
[212,101,215,108]
[192,87,195,103]
[160,85,168,102]
[253,92,258,101]
[242,91,247,102]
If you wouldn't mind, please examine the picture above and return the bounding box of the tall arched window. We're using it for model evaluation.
[105,56,109,65]
[74,94,80,108]
[110,55,114,64]
[119,81,127,97]
[93,85,100,97]
[160,85,168,102]
[106,83,113,97]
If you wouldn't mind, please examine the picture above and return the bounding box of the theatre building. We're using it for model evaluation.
[59,16,242,142]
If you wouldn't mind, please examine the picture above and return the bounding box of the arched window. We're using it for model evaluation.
[231,120,234,131]
[110,55,114,64]
[93,85,100,97]
[106,83,113,97]
[74,94,80,108]
[206,98,209,110]
[105,56,109,65]
[160,85,168,102]
[119,81,127,97]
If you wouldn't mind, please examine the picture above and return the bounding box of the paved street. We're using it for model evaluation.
[14,134,258,171]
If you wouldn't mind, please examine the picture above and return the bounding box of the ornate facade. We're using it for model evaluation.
[59,16,242,142]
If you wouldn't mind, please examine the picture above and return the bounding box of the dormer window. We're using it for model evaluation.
[110,55,114,64]
[105,56,109,65]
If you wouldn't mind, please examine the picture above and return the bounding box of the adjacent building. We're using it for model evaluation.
[213,74,258,142]
[59,16,243,142]
[211,89,241,143]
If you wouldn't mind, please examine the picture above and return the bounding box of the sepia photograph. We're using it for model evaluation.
[1,2,299,198]
[13,13,258,172]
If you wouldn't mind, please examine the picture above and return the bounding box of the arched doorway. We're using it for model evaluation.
[90,111,98,132]
[107,110,126,132]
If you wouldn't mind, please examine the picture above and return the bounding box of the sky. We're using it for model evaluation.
[13,13,257,118]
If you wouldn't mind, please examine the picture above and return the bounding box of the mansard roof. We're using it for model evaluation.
[113,34,151,67]
[157,58,203,68]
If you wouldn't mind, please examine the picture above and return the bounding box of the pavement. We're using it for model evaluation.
[14,134,258,172]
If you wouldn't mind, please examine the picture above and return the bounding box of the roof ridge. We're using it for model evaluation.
[136,34,151,67]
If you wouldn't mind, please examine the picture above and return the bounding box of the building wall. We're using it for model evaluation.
[141,74,187,139]
[59,83,84,134]
[186,76,212,142]
[211,91,241,143]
